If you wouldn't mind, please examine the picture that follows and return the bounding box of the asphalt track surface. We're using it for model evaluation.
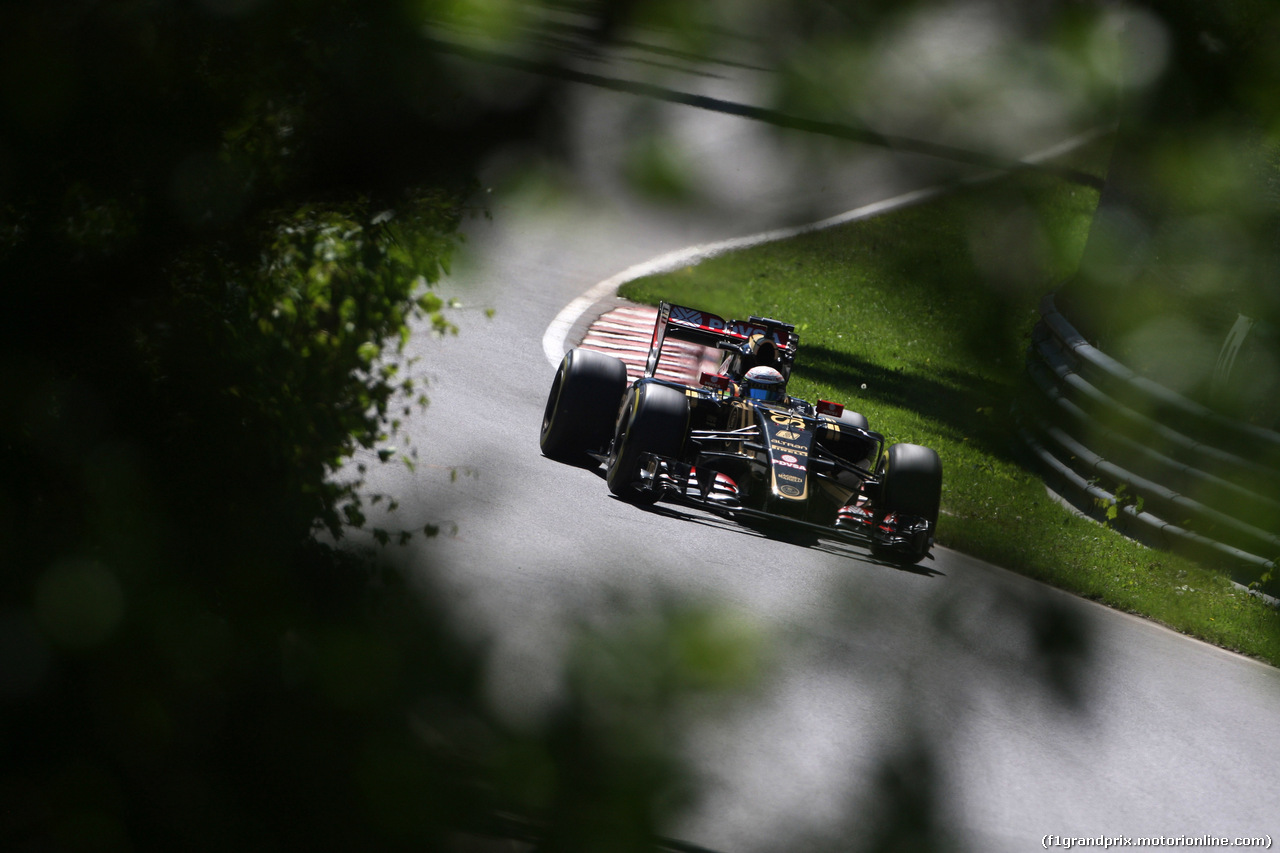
[351,54,1280,853]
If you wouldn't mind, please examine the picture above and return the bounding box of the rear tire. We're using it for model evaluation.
[541,348,629,462]
[871,443,942,565]
[606,383,690,503]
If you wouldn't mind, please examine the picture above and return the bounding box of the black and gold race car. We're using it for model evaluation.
[540,302,943,565]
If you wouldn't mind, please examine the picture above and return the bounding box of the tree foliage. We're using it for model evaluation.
[1,1,513,848]
[4,0,1280,850]
[1,1,769,849]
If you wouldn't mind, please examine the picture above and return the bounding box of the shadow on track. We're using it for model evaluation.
[606,489,947,579]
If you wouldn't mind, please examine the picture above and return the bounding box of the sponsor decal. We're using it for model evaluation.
[781,454,798,464]
[772,440,809,455]
[671,305,713,327]
[772,468,806,498]
[670,306,789,346]
[774,457,807,472]
[776,429,801,440]
[769,412,806,429]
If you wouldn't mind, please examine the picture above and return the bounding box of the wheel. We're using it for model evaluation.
[871,443,942,564]
[819,408,874,469]
[606,382,690,503]
[540,348,630,462]
[829,409,869,431]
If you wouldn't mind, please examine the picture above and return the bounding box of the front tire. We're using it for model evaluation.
[871,443,942,565]
[541,348,630,462]
[820,408,874,468]
[606,383,690,503]
[826,409,869,431]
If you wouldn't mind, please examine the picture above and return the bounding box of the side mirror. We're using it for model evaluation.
[816,400,845,418]
[700,372,733,392]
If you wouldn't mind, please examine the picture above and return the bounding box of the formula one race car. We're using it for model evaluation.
[540,302,943,565]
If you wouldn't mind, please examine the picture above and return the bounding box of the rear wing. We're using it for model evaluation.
[643,302,798,379]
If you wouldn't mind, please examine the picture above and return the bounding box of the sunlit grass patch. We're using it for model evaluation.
[619,143,1280,667]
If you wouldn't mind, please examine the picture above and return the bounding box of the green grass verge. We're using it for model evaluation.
[618,141,1280,667]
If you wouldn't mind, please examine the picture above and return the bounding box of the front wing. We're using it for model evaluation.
[629,450,934,561]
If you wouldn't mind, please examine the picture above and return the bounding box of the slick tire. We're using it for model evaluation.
[829,409,869,431]
[606,382,689,503]
[541,348,630,462]
[819,408,874,471]
[871,442,942,565]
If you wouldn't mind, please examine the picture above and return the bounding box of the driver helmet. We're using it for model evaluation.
[742,365,786,403]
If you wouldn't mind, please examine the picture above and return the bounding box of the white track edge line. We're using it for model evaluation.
[542,125,1113,368]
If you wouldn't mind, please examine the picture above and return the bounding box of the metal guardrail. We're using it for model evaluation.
[1020,293,1280,596]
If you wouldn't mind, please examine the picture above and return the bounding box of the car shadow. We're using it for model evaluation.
[557,458,945,577]
[613,493,946,579]
[544,451,611,471]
